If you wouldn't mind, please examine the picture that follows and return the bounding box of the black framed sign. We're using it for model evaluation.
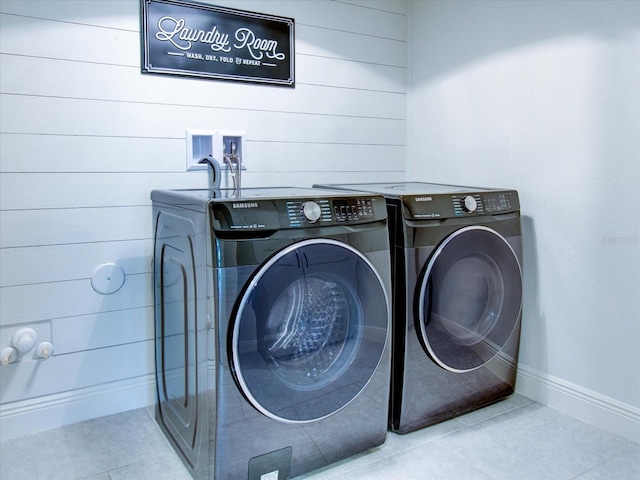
[141,0,294,87]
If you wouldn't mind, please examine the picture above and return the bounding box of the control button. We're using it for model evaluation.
[302,201,322,223]
[461,195,478,213]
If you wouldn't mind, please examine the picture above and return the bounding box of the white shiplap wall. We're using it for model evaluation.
[0,0,408,439]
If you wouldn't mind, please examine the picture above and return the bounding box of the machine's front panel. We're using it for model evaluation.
[153,188,394,479]
[404,190,519,220]
[211,195,386,233]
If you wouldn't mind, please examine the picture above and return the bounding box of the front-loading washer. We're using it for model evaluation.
[313,182,523,434]
[151,187,392,479]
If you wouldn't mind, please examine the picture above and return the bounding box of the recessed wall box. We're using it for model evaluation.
[186,130,247,172]
[186,129,216,171]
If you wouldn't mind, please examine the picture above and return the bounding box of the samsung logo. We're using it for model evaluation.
[415,196,433,202]
[232,202,258,209]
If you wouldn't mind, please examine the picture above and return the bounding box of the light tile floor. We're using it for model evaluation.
[1,395,637,480]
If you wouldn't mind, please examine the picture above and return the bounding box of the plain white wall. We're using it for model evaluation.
[0,0,408,440]
[409,0,640,441]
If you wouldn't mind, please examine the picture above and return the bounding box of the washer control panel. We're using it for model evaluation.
[286,197,377,227]
[332,198,376,222]
[456,194,481,214]
[204,190,386,233]
[287,199,332,226]
[481,191,515,213]
[301,201,322,223]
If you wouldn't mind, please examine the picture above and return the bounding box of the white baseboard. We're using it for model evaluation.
[3,368,638,445]
[0,374,156,442]
[516,365,640,444]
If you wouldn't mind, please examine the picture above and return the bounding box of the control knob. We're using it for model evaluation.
[461,195,478,213]
[301,201,322,223]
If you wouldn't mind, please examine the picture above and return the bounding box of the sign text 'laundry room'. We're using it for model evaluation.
[142,0,295,86]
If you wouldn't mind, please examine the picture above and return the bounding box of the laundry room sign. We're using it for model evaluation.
[141,0,295,86]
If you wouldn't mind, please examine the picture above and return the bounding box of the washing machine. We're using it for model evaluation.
[151,187,392,479]
[313,182,523,434]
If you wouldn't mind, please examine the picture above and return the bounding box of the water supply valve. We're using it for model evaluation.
[1,347,18,365]
[12,327,38,354]
[36,342,54,360]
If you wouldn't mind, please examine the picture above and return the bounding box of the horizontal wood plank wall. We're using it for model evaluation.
[0,0,408,439]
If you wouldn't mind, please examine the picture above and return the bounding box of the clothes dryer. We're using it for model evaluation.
[314,182,523,434]
[151,187,391,479]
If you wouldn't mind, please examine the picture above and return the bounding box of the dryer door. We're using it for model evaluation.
[417,226,522,373]
[230,239,389,423]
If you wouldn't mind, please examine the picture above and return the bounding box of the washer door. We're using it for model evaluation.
[231,239,389,423]
[417,226,522,373]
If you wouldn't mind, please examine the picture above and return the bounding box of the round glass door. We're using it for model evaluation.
[231,239,389,423]
[417,226,522,373]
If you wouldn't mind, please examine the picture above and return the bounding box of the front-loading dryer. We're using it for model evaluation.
[314,182,523,434]
[151,187,391,479]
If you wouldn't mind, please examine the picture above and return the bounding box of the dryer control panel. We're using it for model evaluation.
[405,190,519,219]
